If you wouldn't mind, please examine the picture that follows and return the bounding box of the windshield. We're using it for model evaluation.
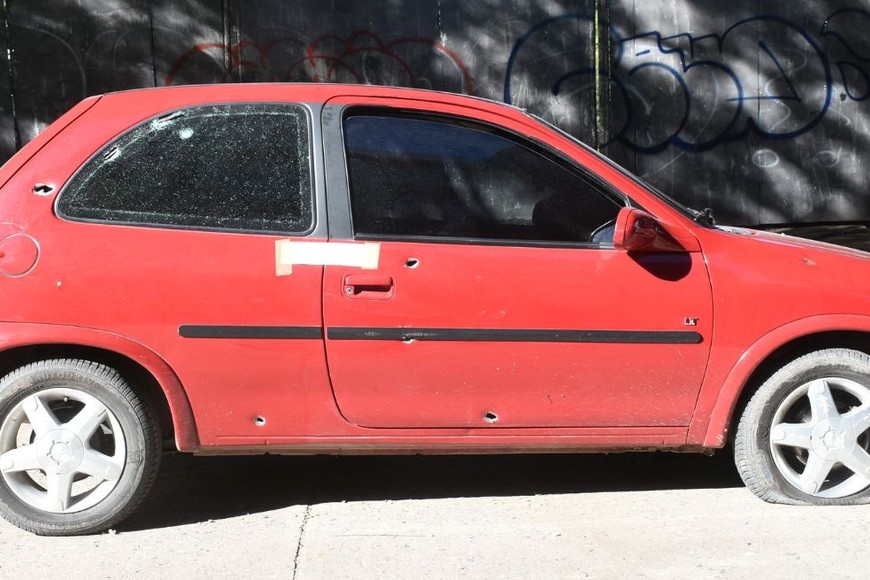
[527,112,714,227]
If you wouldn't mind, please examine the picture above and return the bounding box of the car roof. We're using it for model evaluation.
[96,82,522,114]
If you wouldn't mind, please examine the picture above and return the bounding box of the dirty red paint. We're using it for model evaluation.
[3,83,869,457]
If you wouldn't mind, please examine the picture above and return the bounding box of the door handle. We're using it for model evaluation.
[343,275,395,299]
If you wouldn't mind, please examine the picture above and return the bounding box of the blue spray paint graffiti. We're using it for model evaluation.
[504,11,870,153]
[822,7,870,101]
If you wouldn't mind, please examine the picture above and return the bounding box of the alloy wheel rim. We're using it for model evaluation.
[770,377,870,498]
[0,388,126,513]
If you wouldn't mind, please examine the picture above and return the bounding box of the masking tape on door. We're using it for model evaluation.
[275,240,380,275]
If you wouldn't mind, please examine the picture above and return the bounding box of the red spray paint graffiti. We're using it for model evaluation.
[166,30,474,94]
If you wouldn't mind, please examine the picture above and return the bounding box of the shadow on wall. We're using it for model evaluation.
[5,0,870,225]
[1,0,471,162]
[503,0,870,224]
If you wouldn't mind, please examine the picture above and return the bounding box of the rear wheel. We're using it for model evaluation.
[735,349,870,504]
[0,360,161,534]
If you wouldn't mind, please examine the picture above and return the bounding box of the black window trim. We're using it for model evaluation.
[55,101,319,237]
[340,107,631,250]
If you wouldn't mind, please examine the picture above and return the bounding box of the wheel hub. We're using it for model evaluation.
[810,418,854,462]
[36,430,85,475]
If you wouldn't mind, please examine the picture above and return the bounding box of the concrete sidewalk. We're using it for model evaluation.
[1,453,866,579]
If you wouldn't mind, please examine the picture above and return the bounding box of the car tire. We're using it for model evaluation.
[0,359,161,535]
[735,348,870,504]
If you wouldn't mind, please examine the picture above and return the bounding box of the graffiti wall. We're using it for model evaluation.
[4,0,870,225]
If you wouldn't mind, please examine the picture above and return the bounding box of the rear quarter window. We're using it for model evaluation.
[57,103,313,234]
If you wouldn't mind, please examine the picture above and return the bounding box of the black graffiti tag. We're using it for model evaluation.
[506,13,842,152]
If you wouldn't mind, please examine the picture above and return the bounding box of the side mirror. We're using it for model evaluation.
[613,207,688,253]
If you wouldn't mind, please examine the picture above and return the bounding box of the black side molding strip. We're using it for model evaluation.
[327,327,703,344]
[180,326,702,344]
[179,325,323,339]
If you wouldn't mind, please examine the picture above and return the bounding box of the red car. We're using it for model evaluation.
[0,84,868,535]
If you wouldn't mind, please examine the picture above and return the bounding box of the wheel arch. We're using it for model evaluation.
[0,324,199,451]
[694,315,870,447]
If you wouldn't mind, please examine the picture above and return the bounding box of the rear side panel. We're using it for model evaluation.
[0,96,101,192]
[0,88,343,446]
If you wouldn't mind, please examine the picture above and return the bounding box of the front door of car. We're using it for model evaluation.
[322,103,713,429]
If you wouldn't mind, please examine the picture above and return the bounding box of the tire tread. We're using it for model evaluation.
[0,359,162,535]
[734,348,870,506]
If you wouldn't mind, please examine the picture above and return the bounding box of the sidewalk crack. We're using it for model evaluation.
[291,504,312,580]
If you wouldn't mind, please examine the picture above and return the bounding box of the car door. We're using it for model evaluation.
[321,97,714,429]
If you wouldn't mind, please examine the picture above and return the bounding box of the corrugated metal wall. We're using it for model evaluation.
[3,0,869,226]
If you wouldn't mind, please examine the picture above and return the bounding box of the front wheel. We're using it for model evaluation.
[0,360,161,534]
[735,349,870,504]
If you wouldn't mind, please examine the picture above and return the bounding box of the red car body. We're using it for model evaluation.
[1,84,869,534]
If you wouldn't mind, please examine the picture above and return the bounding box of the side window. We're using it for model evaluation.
[58,103,313,233]
[343,113,623,244]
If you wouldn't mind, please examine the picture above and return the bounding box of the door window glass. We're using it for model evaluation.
[343,113,623,244]
[58,103,313,233]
